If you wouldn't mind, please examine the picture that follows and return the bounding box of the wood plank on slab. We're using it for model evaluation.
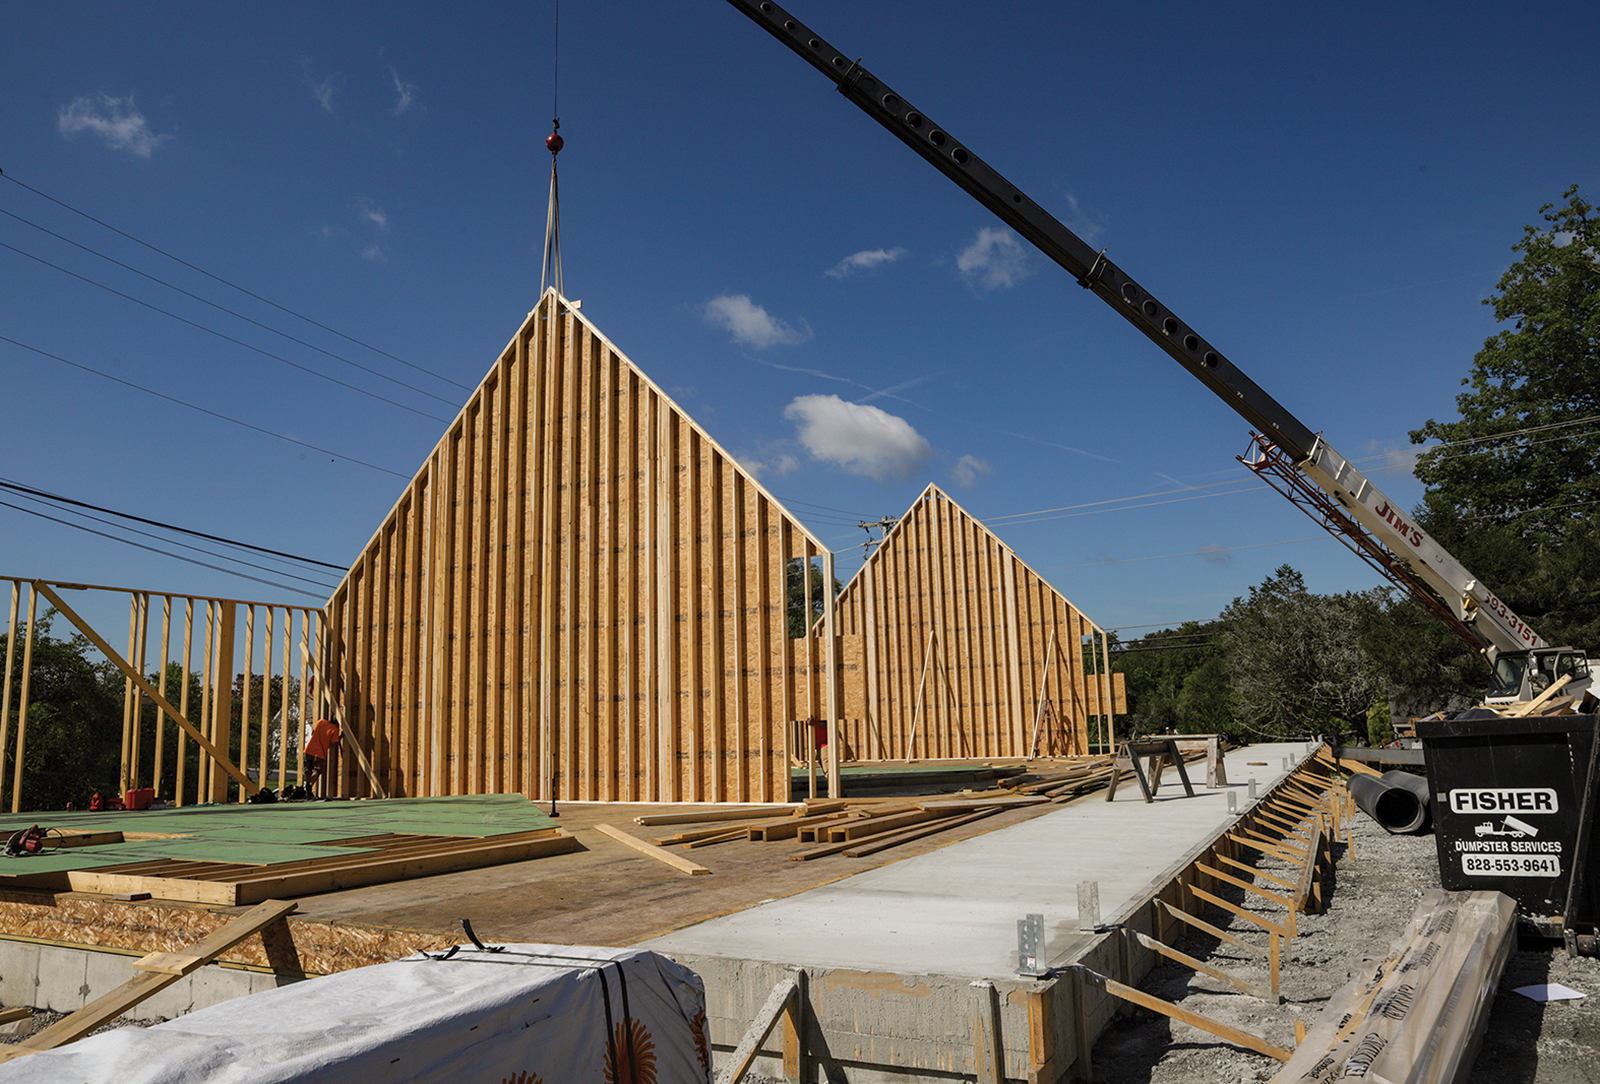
[593,823,710,876]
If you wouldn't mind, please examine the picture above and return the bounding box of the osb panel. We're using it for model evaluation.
[0,895,454,976]
[836,486,1114,760]
[324,292,828,804]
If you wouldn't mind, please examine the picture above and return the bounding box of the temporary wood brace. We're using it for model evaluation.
[0,899,297,1063]
[1123,928,1279,1003]
[1072,966,1292,1062]
[593,823,710,876]
[1104,739,1195,803]
[720,975,800,1084]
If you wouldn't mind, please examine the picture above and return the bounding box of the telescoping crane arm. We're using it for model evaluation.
[726,0,1547,663]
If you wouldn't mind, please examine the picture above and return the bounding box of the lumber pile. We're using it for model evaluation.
[630,793,1046,863]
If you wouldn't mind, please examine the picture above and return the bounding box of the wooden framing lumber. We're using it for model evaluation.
[721,976,799,1084]
[1074,967,1292,1061]
[593,822,710,876]
[320,292,830,804]
[1127,929,1279,1002]
[841,807,997,856]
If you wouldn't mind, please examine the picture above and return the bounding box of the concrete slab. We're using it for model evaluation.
[646,742,1311,980]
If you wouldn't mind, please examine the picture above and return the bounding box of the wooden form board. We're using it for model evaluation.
[322,291,830,804]
[832,486,1123,761]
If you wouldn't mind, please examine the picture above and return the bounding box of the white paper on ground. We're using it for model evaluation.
[1513,982,1587,1002]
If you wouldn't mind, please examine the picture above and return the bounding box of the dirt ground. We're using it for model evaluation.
[1090,812,1600,1084]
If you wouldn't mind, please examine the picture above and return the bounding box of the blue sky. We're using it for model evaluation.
[3,0,1596,641]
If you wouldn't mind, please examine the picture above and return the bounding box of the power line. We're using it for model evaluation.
[0,205,461,406]
[0,478,345,570]
[0,334,410,479]
[0,240,452,423]
[0,499,329,601]
[1,171,470,390]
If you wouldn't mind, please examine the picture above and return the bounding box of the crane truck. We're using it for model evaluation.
[727,0,1594,708]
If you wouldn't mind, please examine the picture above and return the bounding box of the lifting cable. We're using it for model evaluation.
[539,0,564,299]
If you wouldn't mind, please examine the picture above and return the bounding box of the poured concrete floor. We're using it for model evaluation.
[643,742,1308,979]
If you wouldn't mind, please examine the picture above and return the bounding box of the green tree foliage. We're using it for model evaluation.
[0,614,123,811]
[1219,566,1379,743]
[1411,185,1598,546]
[1113,620,1237,739]
[1405,186,1600,660]
[785,558,840,639]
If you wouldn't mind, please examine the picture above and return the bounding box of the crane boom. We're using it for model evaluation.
[727,0,1570,679]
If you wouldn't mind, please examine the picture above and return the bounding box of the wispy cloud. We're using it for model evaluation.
[784,394,935,484]
[361,243,386,262]
[951,454,993,487]
[826,246,907,279]
[57,94,171,158]
[389,65,417,116]
[739,450,801,481]
[1061,191,1110,245]
[300,59,341,113]
[357,197,390,232]
[957,227,1031,290]
[704,294,811,349]
[1197,543,1234,567]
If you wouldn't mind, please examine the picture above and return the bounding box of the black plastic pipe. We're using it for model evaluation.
[1380,771,1433,832]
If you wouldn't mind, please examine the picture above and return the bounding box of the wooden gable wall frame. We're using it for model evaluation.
[321,291,832,804]
[831,485,1125,762]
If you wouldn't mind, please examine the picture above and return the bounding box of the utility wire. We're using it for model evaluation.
[0,170,470,390]
[0,240,451,423]
[0,206,459,406]
[0,499,328,601]
[0,489,339,593]
[0,478,345,570]
[0,334,410,479]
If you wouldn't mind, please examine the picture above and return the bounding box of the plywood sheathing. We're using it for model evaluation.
[0,892,455,976]
[833,485,1124,761]
[322,291,829,804]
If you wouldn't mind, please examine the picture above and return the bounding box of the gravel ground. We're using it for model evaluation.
[1091,813,1600,1084]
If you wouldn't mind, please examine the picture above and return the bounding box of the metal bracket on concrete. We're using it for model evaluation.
[1016,913,1049,977]
[1077,881,1101,931]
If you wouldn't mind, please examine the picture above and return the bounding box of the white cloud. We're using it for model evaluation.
[957,226,1031,290]
[703,294,811,349]
[784,394,935,484]
[951,454,993,487]
[361,243,386,262]
[826,246,907,279]
[300,60,341,113]
[389,66,417,116]
[357,198,389,231]
[740,452,800,481]
[57,94,171,158]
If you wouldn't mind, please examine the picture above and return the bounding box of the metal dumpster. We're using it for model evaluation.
[1416,712,1599,953]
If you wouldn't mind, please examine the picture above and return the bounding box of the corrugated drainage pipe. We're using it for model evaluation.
[1349,772,1428,834]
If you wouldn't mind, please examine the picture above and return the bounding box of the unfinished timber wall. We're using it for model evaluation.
[322,291,832,804]
[831,486,1123,761]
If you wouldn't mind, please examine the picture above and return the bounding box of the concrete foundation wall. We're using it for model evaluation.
[0,939,300,1023]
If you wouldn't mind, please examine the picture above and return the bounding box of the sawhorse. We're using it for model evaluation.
[1105,738,1196,803]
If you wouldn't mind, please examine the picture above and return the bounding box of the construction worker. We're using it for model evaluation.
[303,718,342,796]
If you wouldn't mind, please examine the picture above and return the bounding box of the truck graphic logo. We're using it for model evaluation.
[1448,788,1557,815]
